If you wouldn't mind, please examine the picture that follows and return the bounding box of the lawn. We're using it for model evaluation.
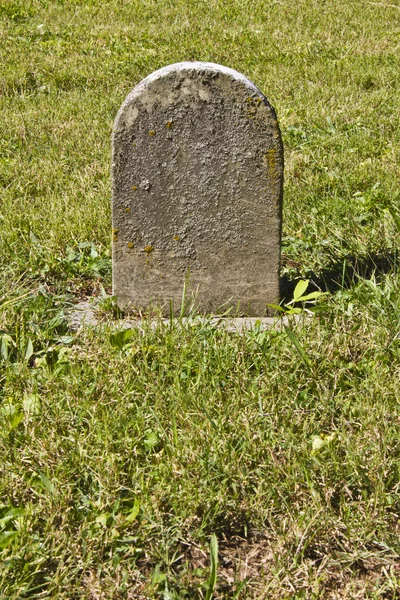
[1,0,400,597]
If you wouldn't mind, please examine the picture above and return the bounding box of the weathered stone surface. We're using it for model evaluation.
[112,62,283,315]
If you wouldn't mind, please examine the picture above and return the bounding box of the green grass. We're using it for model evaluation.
[1,0,400,597]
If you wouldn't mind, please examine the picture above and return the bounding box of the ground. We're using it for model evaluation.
[0,0,400,598]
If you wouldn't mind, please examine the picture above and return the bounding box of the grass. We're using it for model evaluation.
[1,0,400,597]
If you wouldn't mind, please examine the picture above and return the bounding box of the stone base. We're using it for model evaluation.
[67,300,303,332]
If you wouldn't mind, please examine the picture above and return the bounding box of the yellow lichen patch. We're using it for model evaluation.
[125,207,131,213]
[173,234,180,241]
[112,228,119,234]
[166,121,174,129]
[148,130,156,136]
[264,149,277,172]
[144,245,154,254]
[132,185,137,191]
[127,242,134,249]
[113,234,118,242]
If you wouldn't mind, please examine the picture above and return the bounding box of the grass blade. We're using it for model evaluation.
[205,534,218,600]
[284,325,311,367]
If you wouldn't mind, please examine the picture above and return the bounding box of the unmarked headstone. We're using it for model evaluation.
[112,62,283,315]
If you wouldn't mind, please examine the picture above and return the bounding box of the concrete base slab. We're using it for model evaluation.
[67,300,304,332]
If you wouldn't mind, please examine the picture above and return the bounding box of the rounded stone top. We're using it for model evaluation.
[113,62,276,134]
[133,61,261,93]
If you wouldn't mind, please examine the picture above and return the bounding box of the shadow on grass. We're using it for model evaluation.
[280,250,398,304]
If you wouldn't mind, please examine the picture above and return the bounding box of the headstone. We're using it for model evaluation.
[112,62,283,315]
